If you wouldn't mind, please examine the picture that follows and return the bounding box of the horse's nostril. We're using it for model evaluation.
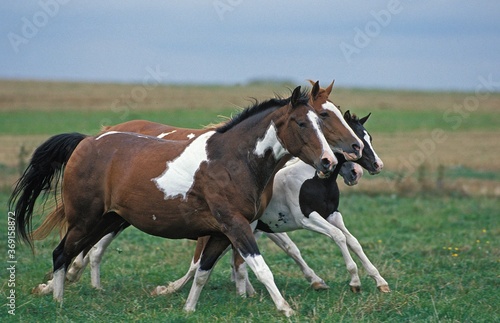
[321,158,331,169]
[352,144,360,151]
[374,162,379,169]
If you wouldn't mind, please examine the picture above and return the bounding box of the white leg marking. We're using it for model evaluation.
[184,268,212,312]
[242,254,294,317]
[89,233,115,289]
[300,212,361,289]
[52,268,66,302]
[265,232,328,289]
[152,258,200,295]
[327,211,389,290]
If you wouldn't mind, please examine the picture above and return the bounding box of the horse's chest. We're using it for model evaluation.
[299,177,339,219]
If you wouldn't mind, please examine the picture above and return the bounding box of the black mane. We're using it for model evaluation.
[217,88,310,133]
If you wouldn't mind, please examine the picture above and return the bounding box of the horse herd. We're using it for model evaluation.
[10,80,389,317]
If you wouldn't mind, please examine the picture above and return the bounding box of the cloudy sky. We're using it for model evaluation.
[1,1,499,91]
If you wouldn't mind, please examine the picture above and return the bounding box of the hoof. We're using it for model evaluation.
[32,283,51,295]
[311,280,330,290]
[350,285,362,293]
[280,305,295,317]
[378,285,391,293]
[151,286,167,296]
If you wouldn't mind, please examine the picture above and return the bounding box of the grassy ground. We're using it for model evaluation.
[0,193,498,322]
[1,80,499,321]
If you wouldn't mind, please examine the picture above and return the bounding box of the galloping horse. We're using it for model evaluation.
[29,81,364,292]
[154,111,390,297]
[11,86,339,316]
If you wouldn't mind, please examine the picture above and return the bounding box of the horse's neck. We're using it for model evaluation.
[214,111,289,191]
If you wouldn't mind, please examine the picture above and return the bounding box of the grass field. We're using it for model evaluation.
[1,80,499,322]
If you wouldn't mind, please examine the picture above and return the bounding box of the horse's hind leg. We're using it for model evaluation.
[152,236,208,296]
[264,232,329,290]
[184,236,231,312]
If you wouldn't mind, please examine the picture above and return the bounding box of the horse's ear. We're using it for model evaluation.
[310,81,320,100]
[359,113,371,125]
[291,86,301,106]
[325,80,335,95]
[307,79,316,86]
[344,110,352,120]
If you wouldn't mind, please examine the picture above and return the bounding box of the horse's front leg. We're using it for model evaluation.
[264,232,329,290]
[222,215,294,317]
[300,212,362,292]
[327,211,390,292]
[230,246,256,297]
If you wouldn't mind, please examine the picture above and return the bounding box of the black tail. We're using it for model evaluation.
[8,133,87,249]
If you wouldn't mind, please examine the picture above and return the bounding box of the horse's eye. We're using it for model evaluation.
[319,111,329,118]
[297,121,307,128]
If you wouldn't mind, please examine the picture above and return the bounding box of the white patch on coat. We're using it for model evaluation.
[95,131,122,140]
[157,130,177,138]
[96,131,150,141]
[152,131,215,200]
[254,122,287,159]
[187,133,196,139]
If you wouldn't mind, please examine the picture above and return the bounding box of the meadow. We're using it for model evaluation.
[1,80,499,322]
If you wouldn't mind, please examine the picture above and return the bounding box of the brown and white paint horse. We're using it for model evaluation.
[11,86,344,316]
[29,81,364,291]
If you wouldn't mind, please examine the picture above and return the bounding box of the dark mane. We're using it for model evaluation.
[217,88,310,133]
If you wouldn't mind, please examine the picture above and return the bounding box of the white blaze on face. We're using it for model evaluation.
[322,101,362,150]
[254,122,288,159]
[307,110,334,157]
[152,131,215,200]
[157,130,177,138]
[363,130,383,166]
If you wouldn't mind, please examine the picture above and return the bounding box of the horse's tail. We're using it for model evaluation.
[31,203,68,241]
[8,132,87,249]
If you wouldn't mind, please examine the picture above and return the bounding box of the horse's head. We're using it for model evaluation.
[339,161,364,186]
[344,111,384,175]
[309,80,364,161]
[279,86,337,177]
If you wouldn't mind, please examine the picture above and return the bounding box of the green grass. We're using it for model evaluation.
[1,192,498,322]
[1,106,498,136]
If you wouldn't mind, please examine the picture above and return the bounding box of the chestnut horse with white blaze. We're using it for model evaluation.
[10,86,340,317]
